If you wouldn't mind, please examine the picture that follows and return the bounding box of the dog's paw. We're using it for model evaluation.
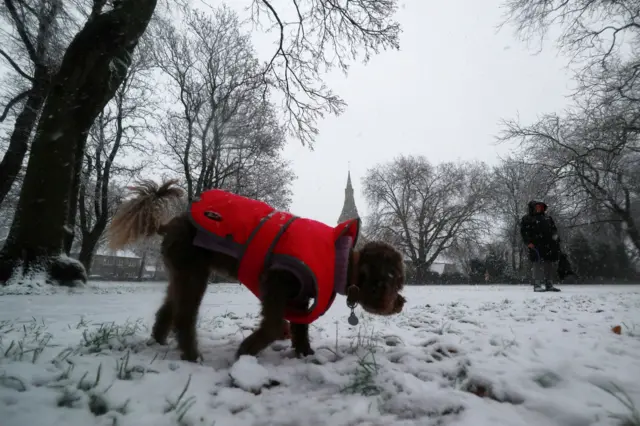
[294,345,315,358]
[180,349,200,363]
[149,335,167,346]
[236,330,268,359]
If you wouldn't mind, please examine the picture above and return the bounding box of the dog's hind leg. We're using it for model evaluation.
[151,290,174,345]
[172,265,210,362]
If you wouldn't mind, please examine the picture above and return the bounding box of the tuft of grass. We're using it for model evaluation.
[315,320,382,363]
[0,320,15,338]
[596,382,640,426]
[0,318,54,363]
[77,363,103,391]
[0,374,27,392]
[50,361,129,420]
[51,347,77,367]
[348,322,383,353]
[165,374,197,424]
[532,370,562,389]
[114,398,131,415]
[43,362,77,391]
[341,349,382,397]
[80,319,145,353]
[491,327,519,357]
[621,322,640,339]
[69,316,91,330]
[88,393,109,416]
[115,350,159,380]
[57,387,84,408]
[422,319,457,336]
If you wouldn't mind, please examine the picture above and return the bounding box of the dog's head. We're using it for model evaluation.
[349,241,406,316]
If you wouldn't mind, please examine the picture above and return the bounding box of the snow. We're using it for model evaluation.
[229,356,272,394]
[94,249,140,259]
[1,282,640,426]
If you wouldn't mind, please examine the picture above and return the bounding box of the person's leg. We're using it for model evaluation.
[531,261,545,292]
[543,261,561,291]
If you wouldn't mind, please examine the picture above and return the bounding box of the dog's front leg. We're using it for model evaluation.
[236,272,289,358]
[290,322,314,357]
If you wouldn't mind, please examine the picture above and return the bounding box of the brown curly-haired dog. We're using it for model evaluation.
[107,179,406,362]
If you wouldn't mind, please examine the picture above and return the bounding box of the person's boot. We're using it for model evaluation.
[544,282,561,292]
[533,282,546,292]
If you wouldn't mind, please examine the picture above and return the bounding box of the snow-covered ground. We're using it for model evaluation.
[1,282,640,426]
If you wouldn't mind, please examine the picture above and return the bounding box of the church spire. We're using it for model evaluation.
[338,168,359,224]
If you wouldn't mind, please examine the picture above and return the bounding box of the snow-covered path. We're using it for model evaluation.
[1,283,639,426]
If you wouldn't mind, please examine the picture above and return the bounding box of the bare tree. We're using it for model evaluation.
[246,0,400,145]
[154,4,294,205]
[0,0,71,206]
[499,0,638,72]
[0,0,160,285]
[74,180,126,255]
[224,98,295,209]
[363,155,492,281]
[75,47,154,273]
[233,152,295,211]
[446,238,483,277]
[499,107,640,252]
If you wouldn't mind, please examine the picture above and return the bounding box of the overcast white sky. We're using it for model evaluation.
[222,0,575,226]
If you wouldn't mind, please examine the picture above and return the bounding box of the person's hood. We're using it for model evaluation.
[528,200,548,214]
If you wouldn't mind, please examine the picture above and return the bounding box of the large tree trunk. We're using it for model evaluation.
[510,221,518,277]
[137,250,147,282]
[414,261,430,284]
[0,70,49,206]
[77,231,100,275]
[0,1,159,285]
[64,133,90,254]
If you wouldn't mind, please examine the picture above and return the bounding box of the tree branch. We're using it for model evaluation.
[0,89,31,122]
[4,0,39,64]
[0,48,35,82]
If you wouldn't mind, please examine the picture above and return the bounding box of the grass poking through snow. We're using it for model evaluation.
[341,350,382,396]
[164,374,197,425]
[80,319,146,354]
[596,382,640,426]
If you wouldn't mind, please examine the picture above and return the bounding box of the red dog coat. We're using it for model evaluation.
[189,189,360,324]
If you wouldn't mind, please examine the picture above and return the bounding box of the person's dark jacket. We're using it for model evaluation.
[520,201,561,262]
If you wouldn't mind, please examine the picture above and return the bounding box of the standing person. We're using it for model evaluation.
[520,201,561,292]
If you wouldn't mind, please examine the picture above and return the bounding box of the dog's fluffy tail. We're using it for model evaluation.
[107,179,184,250]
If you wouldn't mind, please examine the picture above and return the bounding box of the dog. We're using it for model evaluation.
[107,179,406,362]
